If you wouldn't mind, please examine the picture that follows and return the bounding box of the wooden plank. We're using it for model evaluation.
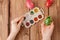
[49,0,60,40]
[10,0,60,40]
[30,0,48,40]
[38,0,48,40]
[0,0,9,40]
[30,0,40,40]
[10,0,29,40]
[0,3,2,40]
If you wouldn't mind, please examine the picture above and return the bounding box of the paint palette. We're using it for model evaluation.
[23,7,44,28]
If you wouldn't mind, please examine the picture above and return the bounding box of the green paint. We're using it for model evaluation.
[30,11,34,15]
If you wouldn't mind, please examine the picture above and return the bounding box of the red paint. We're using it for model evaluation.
[38,15,42,19]
[34,17,38,21]
[26,0,34,9]
[26,22,30,26]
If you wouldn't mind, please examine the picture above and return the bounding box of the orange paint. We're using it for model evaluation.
[34,17,38,21]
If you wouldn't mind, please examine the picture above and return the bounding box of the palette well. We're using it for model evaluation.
[23,7,44,28]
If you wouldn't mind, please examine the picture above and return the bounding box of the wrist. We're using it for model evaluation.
[7,32,17,40]
[42,37,51,40]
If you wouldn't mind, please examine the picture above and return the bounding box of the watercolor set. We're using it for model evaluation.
[23,7,44,28]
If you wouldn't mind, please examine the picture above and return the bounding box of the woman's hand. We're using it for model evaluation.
[41,22,54,40]
[7,16,24,40]
[10,16,24,34]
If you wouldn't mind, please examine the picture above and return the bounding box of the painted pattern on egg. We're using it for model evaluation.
[23,7,44,28]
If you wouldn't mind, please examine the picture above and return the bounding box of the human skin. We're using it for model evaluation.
[7,16,54,40]
[41,22,54,40]
[7,16,24,40]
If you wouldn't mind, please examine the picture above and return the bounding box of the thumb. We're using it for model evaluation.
[18,17,24,26]
[41,22,45,33]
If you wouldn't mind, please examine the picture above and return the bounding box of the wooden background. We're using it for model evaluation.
[0,0,60,40]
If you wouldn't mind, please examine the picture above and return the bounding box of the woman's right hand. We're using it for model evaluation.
[7,16,24,40]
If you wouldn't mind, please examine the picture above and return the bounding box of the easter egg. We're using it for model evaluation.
[44,16,52,26]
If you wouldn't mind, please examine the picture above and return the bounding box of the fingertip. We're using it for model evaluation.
[21,15,24,18]
[18,17,24,25]
[51,22,54,26]
[50,22,54,29]
[41,22,45,28]
[41,22,44,25]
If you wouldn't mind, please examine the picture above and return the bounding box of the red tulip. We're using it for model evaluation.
[46,1,51,7]
[46,0,53,7]
[26,0,34,9]
[48,0,53,3]
[47,0,53,3]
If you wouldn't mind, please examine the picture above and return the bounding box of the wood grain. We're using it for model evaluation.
[30,0,40,40]
[30,0,48,40]
[38,0,48,40]
[9,0,60,40]
[0,0,60,40]
[0,0,9,40]
[10,0,29,40]
[0,3,2,40]
[49,0,60,40]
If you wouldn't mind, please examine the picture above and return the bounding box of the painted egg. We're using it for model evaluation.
[44,16,52,25]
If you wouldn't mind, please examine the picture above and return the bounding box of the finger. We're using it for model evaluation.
[41,22,45,32]
[11,15,24,23]
[17,16,24,24]
[47,22,54,34]
[46,22,54,31]
[47,22,54,29]
[15,16,24,22]
[41,22,44,27]
[18,17,24,26]
[50,22,54,30]
[41,22,47,29]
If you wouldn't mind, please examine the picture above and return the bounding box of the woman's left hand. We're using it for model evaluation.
[41,22,54,40]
